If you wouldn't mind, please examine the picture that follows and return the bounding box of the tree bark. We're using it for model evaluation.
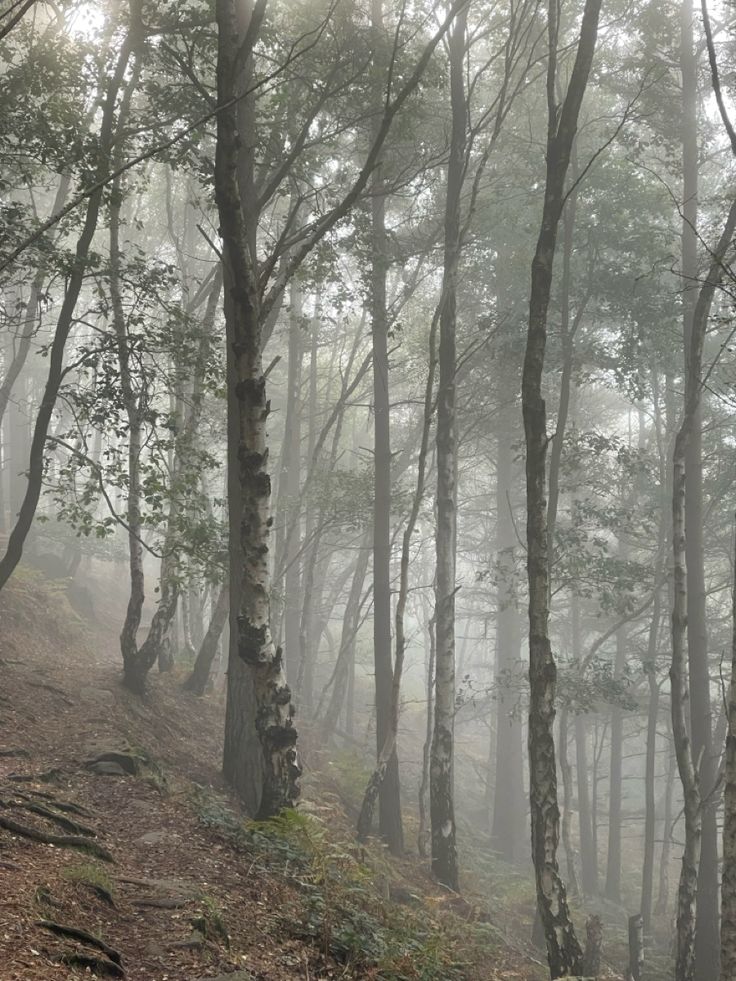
[490,346,525,864]
[572,599,597,896]
[418,607,436,858]
[605,626,626,903]
[521,0,601,970]
[320,533,372,741]
[369,0,403,856]
[274,278,302,679]
[430,2,467,892]
[559,707,580,898]
[720,524,736,980]
[670,79,736,981]
[680,4,719,971]
[184,582,229,696]
[215,0,299,818]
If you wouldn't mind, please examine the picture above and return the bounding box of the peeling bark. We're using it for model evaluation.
[215,0,299,817]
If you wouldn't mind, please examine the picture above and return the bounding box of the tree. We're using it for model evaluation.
[0,0,145,591]
[430,0,468,892]
[521,0,603,970]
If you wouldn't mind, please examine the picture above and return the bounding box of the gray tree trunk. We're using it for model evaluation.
[430,2,467,892]
[521,0,601,969]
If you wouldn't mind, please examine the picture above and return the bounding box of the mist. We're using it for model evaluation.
[0,0,734,979]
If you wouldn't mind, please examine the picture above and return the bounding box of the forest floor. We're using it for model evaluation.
[0,564,625,980]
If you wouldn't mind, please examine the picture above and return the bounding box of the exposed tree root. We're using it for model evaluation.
[5,798,97,837]
[17,787,95,817]
[37,919,122,964]
[81,881,116,907]
[58,951,125,977]
[0,813,113,860]
[8,768,64,784]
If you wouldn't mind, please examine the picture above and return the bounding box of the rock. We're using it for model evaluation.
[86,761,128,777]
[85,751,142,775]
[135,830,169,846]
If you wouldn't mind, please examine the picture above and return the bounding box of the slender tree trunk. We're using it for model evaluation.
[656,741,676,918]
[297,313,320,713]
[559,707,580,898]
[605,626,626,903]
[521,0,601,971]
[184,581,229,696]
[572,598,597,896]
[680,2,719,966]
[720,526,736,980]
[274,279,302,677]
[320,533,371,741]
[369,0,403,856]
[490,352,525,864]
[670,91,736,981]
[357,261,439,841]
[641,611,661,936]
[430,3,467,892]
[418,606,436,859]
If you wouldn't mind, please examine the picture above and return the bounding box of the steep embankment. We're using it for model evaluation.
[0,566,551,980]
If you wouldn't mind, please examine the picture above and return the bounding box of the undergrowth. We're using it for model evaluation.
[191,787,491,979]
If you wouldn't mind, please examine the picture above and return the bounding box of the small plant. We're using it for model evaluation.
[190,784,241,836]
[63,861,115,906]
[191,895,230,948]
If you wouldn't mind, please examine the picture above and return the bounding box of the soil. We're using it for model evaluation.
[0,564,562,980]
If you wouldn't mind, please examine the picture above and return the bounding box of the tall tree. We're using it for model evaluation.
[679,1,720,974]
[431,0,468,892]
[521,0,602,970]
[214,0,300,817]
[369,0,404,855]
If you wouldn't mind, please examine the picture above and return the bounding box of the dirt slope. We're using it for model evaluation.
[0,566,552,980]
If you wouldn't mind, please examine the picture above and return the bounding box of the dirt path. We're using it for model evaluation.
[0,569,337,980]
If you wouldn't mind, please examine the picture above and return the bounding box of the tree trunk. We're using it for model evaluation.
[418,607,436,859]
[430,2,467,892]
[670,65,736,981]
[369,0,403,857]
[274,279,302,678]
[641,624,660,935]
[521,0,601,970]
[680,6,720,976]
[490,349,525,864]
[320,533,371,741]
[297,314,320,713]
[572,598,597,896]
[720,530,736,980]
[605,626,626,903]
[656,741,676,918]
[559,708,580,898]
[215,0,299,818]
[357,260,438,841]
[184,582,229,696]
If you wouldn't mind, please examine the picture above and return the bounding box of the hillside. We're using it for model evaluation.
[0,566,602,980]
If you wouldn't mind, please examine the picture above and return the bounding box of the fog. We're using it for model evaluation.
[1,1,735,979]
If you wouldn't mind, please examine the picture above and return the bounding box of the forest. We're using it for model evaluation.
[1,0,736,978]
